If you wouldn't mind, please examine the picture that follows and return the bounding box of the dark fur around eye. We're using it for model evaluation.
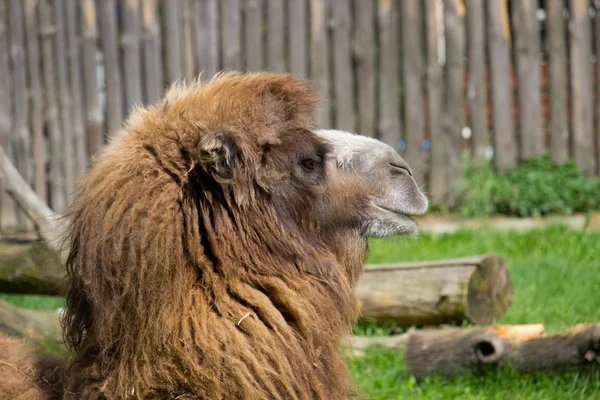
[301,157,317,171]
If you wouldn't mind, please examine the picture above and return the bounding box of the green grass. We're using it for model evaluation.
[346,225,600,399]
[2,225,600,398]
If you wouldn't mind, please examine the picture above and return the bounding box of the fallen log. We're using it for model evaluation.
[342,324,545,355]
[0,299,62,342]
[405,324,600,377]
[357,255,513,326]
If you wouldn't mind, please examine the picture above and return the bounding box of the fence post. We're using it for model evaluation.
[243,0,264,72]
[546,0,569,165]
[569,0,595,175]
[24,0,46,199]
[425,0,446,206]
[39,0,66,212]
[443,0,465,202]
[310,0,331,128]
[81,0,104,158]
[465,0,488,162]
[267,0,285,73]
[122,0,144,109]
[512,0,544,159]
[142,0,163,103]
[401,0,426,185]
[352,0,376,137]
[163,0,183,82]
[487,0,517,171]
[65,0,87,176]
[221,0,242,71]
[99,0,124,137]
[194,0,219,79]
[288,0,308,78]
[332,0,354,132]
[376,0,401,148]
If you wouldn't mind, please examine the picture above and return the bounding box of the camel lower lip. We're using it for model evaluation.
[373,204,416,222]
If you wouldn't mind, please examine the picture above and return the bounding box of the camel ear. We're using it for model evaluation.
[198,132,239,182]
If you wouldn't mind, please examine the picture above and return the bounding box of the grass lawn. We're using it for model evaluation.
[348,225,600,399]
[2,225,599,399]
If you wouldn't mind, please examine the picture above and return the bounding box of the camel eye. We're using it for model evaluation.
[301,157,317,172]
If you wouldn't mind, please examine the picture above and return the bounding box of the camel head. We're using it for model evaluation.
[317,129,428,238]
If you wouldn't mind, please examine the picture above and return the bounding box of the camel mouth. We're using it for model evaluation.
[373,203,417,222]
[369,202,419,236]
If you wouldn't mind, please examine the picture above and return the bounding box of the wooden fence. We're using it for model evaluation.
[0,0,599,231]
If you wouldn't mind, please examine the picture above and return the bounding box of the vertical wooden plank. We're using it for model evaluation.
[194,0,219,78]
[487,0,517,171]
[0,0,18,229]
[65,0,87,176]
[594,1,600,173]
[401,0,426,184]
[10,0,33,227]
[443,0,465,196]
[54,0,75,201]
[288,0,308,77]
[180,0,195,81]
[99,0,123,137]
[546,0,569,164]
[243,0,263,72]
[376,0,401,147]
[569,0,595,174]
[122,0,144,109]
[267,0,285,72]
[331,0,354,132]
[24,0,46,199]
[465,0,488,162]
[81,0,104,157]
[39,0,66,212]
[310,0,331,127]
[425,0,446,206]
[221,0,242,70]
[163,0,183,82]
[142,0,163,103]
[512,0,544,159]
[352,0,375,137]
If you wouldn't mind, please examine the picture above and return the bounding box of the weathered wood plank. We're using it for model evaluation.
[180,0,195,81]
[377,0,401,148]
[569,0,595,174]
[465,0,488,162]
[24,0,46,200]
[221,0,242,70]
[163,0,183,82]
[331,0,354,132]
[288,0,308,77]
[512,0,544,158]
[243,0,263,72]
[122,0,144,109]
[10,0,34,228]
[141,0,163,103]
[0,0,18,229]
[594,0,600,173]
[443,0,465,200]
[425,0,446,206]
[81,0,104,157]
[193,0,219,78]
[352,0,375,137]
[487,0,517,171]
[546,0,569,164]
[65,0,88,176]
[401,0,426,185]
[39,0,66,212]
[310,0,331,127]
[267,0,285,72]
[54,0,75,202]
[99,0,124,137]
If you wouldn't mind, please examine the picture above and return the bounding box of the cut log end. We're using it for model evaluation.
[466,255,513,325]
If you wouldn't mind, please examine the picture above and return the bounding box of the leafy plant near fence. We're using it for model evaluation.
[454,154,600,217]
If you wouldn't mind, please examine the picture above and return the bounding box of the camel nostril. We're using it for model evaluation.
[390,163,412,177]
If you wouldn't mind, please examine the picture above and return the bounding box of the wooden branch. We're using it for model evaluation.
[406,324,600,377]
[0,299,61,342]
[0,146,64,259]
[357,255,513,326]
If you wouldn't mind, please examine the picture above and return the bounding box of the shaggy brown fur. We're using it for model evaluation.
[0,334,63,400]
[61,72,373,399]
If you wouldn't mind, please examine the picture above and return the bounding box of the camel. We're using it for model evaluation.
[0,72,427,399]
